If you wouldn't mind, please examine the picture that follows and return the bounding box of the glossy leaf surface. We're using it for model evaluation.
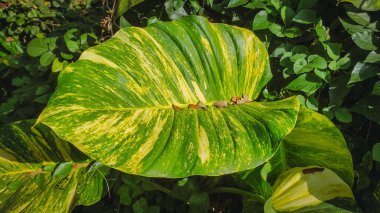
[38,16,303,177]
[0,120,108,212]
[268,166,359,212]
[280,107,354,186]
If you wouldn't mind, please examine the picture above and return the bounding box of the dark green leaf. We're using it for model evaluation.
[322,107,334,119]
[35,85,50,96]
[352,30,377,50]
[39,51,56,66]
[308,55,327,69]
[52,162,73,177]
[356,152,372,192]
[252,10,271,30]
[280,6,295,26]
[335,108,352,123]
[291,45,309,54]
[61,52,73,60]
[242,198,264,213]
[113,0,145,18]
[239,163,272,201]
[244,1,264,9]
[323,42,341,60]
[328,61,340,71]
[46,37,57,51]
[314,69,330,81]
[292,9,317,24]
[269,0,282,10]
[117,184,132,205]
[297,0,318,10]
[189,0,201,12]
[348,62,378,84]
[65,40,79,53]
[269,23,284,37]
[372,143,380,163]
[372,81,380,96]
[188,191,210,213]
[339,17,365,34]
[27,38,48,57]
[293,58,312,74]
[227,0,249,8]
[286,73,323,94]
[346,10,370,25]
[351,95,380,125]
[119,16,132,28]
[315,21,329,41]
[329,75,352,108]
[34,94,50,104]
[337,56,351,69]
[364,51,380,63]
[132,198,160,213]
[290,53,307,62]
[284,26,302,38]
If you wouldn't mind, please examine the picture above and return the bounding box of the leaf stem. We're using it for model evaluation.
[209,187,266,204]
[145,180,171,194]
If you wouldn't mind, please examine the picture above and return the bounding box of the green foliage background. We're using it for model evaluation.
[0,0,379,212]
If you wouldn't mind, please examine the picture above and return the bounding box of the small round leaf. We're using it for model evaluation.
[27,38,48,57]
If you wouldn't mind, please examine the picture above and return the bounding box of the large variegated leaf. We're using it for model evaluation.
[267,106,354,186]
[0,120,109,212]
[238,106,354,203]
[37,16,301,177]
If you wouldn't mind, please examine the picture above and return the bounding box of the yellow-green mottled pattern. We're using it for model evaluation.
[0,120,108,212]
[38,16,302,177]
[270,166,357,212]
[279,106,354,186]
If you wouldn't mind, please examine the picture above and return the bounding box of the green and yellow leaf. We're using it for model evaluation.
[237,107,354,203]
[270,106,354,186]
[267,166,360,213]
[0,120,109,212]
[37,16,303,177]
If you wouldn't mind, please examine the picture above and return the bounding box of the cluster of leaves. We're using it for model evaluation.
[0,0,106,123]
[1,0,379,212]
[234,0,380,211]
[247,1,380,211]
[93,0,380,211]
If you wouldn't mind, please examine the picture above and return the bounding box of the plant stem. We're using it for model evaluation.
[145,180,171,194]
[209,187,266,204]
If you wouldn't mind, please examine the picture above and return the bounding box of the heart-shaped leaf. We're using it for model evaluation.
[240,107,354,204]
[38,16,301,177]
[0,120,110,212]
[278,106,354,186]
[27,38,48,57]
